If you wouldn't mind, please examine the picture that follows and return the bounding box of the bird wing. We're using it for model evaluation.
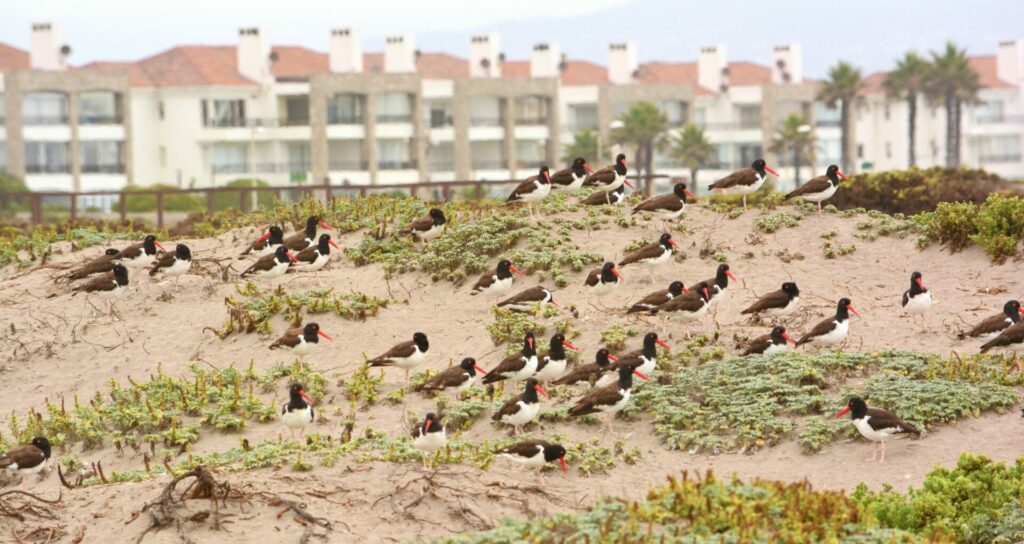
[741,289,790,314]
[495,439,549,456]
[149,252,177,276]
[269,328,303,350]
[72,270,116,294]
[619,242,664,266]
[368,340,417,365]
[865,407,920,435]
[968,313,1012,338]
[741,334,772,356]
[785,175,832,199]
[796,317,838,346]
[627,289,671,313]
[470,270,498,294]
[568,385,622,417]
[507,176,541,202]
[497,286,546,307]
[708,167,756,190]
[548,166,577,187]
[632,194,682,214]
[981,322,1024,352]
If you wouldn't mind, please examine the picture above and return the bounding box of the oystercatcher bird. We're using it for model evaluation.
[411,412,447,468]
[72,263,129,316]
[785,164,846,215]
[618,233,680,283]
[269,322,332,359]
[492,378,548,435]
[702,263,737,309]
[581,185,626,206]
[534,333,580,384]
[796,298,860,349]
[568,363,649,434]
[980,321,1024,370]
[288,233,339,282]
[495,440,568,481]
[497,286,557,313]
[835,397,920,463]
[284,216,332,253]
[0,437,51,482]
[507,166,552,220]
[240,246,297,279]
[552,348,617,387]
[149,243,192,285]
[64,248,121,282]
[367,332,430,380]
[741,282,800,318]
[481,332,539,386]
[116,234,165,268]
[401,208,447,242]
[901,271,932,328]
[654,281,711,322]
[708,159,779,210]
[608,332,670,377]
[280,383,315,438]
[584,153,634,193]
[742,325,795,356]
[550,157,595,192]
[239,225,284,257]
[632,183,697,230]
[627,281,688,314]
[471,259,525,303]
[417,357,488,396]
[966,300,1022,341]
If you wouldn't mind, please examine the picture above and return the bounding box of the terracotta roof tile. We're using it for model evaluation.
[271,46,327,79]
[969,55,1012,89]
[0,43,30,71]
[501,60,529,78]
[76,61,153,86]
[417,52,469,79]
[561,60,607,86]
[858,71,888,96]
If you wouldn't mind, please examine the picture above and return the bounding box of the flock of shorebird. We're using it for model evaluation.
[3,156,1023,482]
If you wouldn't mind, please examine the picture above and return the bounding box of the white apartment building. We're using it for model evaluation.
[0,23,1021,203]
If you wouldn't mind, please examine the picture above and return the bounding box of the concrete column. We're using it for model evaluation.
[596,87,613,165]
[364,93,378,184]
[502,97,515,175]
[69,91,81,192]
[546,93,560,167]
[412,90,427,181]
[452,87,471,179]
[309,81,328,183]
[5,84,25,179]
[121,90,134,184]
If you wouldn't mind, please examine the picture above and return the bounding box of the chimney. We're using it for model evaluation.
[608,42,637,85]
[698,45,727,91]
[330,28,363,73]
[469,34,501,78]
[771,44,802,85]
[237,27,272,84]
[530,43,560,78]
[384,34,415,73]
[30,23,68,71]
[996,39,1023,85]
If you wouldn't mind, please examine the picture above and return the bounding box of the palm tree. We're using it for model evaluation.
[611,102,668,185]
[669,124,715,188]
[562,128,599,164]
[817,61,863,173]
[883,51,931,168]
[924,42,980,168]
[770,114,816,184]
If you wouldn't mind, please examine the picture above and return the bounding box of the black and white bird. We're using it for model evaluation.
[368,332,430,381]
[269,322,332,358]
[482,332,539,385]
[471,259,525,302]
[631,182,697,229]
[288,233,339,278]
[796,298,860,349]
[581,185,626,206]
[495,440,568,481]
[550,157,595,192]
[240,225,284,257]
[901,271,932,328]
[834,397,920,463]
[534,333,580,384]
[507,166,552,220]
[492,378,548,435]
[240,245,298,279]
[584,262,625,296]
[117,235,165,268]
[0,436,51,481]
[417,357,488,396]
[785,164,847,215]
[401,208,447,242]
[607,331,671,378]
[411,412,447,468]
[627,281,688,314]
[980,321,1024,371]
[497,286,557,313]
[708,159,779,211]
[149,243,192,284]
[742,326,795,356]
[72,263,129,316]
[618,233,681,283]
[702,263,737,309]
[568,363,649,434]
[584,153,634,193]
[966,300,1022,341]
[280,383,315,438]
[741,282,800,318]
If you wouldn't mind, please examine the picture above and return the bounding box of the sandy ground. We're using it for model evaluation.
[0,203,1022,543]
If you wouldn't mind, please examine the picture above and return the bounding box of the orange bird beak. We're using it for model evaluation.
[837,170,848,180]
[684,188,697,200]
[559,457,568,473]
[607,354,619,363]
[318,220,332,231]
[623,179,636,190]
[612,268,625,281]
[424,418,432,433]
[633,369,651,381]
[848,304,861,318]
[656,339,671,350]
[915,277,923,288]
[834,406,851,419]
[329,239,340,249]
[562,340,580,351]
[534,384,549,398]
[510,265,525,277]
[474,364,488,375]
[782,332,795,344]
[318,330,332,341]
[528,337,534,350]
[299,390,315,405]
[765,166,780,177]
[668,239,681,250]
[726,270,737,281]
[155,241,167,251]
[256,232,270,243]
[287,252,299,263]
[583,164,595,174]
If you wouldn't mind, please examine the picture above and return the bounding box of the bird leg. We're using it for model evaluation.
[742,195,749,211]
[817,201,823,217]
[869,442,878,462]
[879,441,887,463]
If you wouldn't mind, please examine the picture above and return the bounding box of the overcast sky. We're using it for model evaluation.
[4,0,1022,77]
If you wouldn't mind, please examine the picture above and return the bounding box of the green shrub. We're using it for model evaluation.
[829,167,1007,214]
[211,178,277,211]
[118,183,205,213]
[970,194,1024,261]
[0,172,29,214]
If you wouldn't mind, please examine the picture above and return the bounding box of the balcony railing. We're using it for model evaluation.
[696,122,739,131]
[376,114,413,124]
[974,114,1024,125]
[654,159,685,169]
[328,159,368,171]
[815,119,841,128]
[470,117,503,127]
[26,163,71,174]
[515,159,546,169]
[79,115,123,125]
[211,162,311,174]
[429,116,454,128]
[24,115,69,126]
[280,116,310,127]
[979,153,1023,163]
[562,122,598,132]
[429,161,454,172]
[81,163,125,174]
[515,117,548,126]
[472,159,508,170]
[327,110,363,125]
[379,160,417,170]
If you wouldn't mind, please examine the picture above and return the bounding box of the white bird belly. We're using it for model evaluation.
[904,291,932,315]
[811,320,849,345]
[413,429,447,452]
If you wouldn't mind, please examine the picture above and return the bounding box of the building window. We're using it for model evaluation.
[471,141,506,170]
[378,139,414,169]
[428,142,454,172]
[657,100,688,126]
[281,95,309,126]
[972,134,1022,163]
[158,101,165,120]
[816,139,842,167]
[286,142,311,172]
[885,141,892,159]
[470,96,503,127]
[857,144,864,159]
[971,100,1005,124]
[202,99,246,127]
[425,99,453,128]
[207,144,248,174]
[376,92,413,123]
[883,104,890,121]
[327,94,365,125]
[159,146,167,168]
[0,93,5,123]
[23,92,69,125]
[80,141,125,173]
[736,104,762,129]
[568,104,598,131]
[515,96,550,126]
[327,140,365,171]
[737,143,762,169]
[25,141,70,173]
[814,102,841,127]
[515,140,545,169]
[79,91,122,125]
